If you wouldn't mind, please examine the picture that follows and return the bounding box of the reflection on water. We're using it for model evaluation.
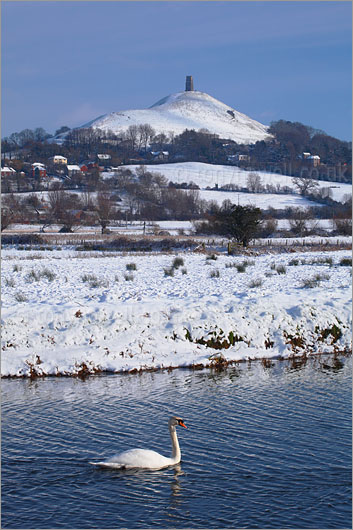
[2,356,352,529]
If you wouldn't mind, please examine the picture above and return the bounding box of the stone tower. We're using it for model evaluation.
[185,76,194,91]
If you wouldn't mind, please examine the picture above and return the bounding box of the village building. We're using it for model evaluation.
[49,155,68,165]
[67,165,82,177]
[1,166,17,177]
[307,155,321,167]
[150,151,169,161]
[31,163,47,178]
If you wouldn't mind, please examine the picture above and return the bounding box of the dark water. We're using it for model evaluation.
[2,356,352,529]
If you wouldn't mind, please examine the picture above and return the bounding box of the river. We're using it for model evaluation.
[2,356,351,528]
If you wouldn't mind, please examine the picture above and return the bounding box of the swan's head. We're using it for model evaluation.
[170,416,187,429]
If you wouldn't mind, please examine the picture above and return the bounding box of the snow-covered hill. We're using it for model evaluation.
[82,90,271,144]
[123,161,352,203]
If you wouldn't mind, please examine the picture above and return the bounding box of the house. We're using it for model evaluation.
[237,154,250,162]
[1,166,16,177]
[97,154,112,168]
[308,155,321,167]
[49,155,68,165]
[151,151,169,161]
[80,161,98,172]
[67,165,82,177]
[227,154,250,163]
[31,163,47,178]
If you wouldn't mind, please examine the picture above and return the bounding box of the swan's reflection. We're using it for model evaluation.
[170,463,183,497]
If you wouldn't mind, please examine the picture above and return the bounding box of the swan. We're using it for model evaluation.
[90,416,187,470]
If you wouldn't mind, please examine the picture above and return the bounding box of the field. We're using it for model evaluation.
[2,244,351,377]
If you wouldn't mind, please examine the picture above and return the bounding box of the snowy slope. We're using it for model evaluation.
[82,91,271,144]
[124,162,352,203]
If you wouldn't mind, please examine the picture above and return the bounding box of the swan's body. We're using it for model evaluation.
[90,416,187,470]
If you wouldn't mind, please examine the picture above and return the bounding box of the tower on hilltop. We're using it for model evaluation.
[185,76,194,91]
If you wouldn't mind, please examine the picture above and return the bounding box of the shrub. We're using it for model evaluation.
[126,263,137,271]
[172,257,184,269]
[25,270,40,282]
[249,278,263,288]
[236,263,247,273]
[82,274,98,283]
[210,269,220,278]
[15,291,28,302]
[91,278,109,288]
[40,268,56,282]
[321,257,333,266]
[301,273,330,288]
[309,256,333,266]
[314,273,330,281]
[340,258,352,267]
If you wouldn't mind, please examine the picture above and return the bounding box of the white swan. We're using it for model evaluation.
[90,416,187,470]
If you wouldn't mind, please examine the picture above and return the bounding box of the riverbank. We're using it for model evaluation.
[2,248,351,377]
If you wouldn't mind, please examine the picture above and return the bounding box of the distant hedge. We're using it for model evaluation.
[1,234,44,246]
[76,236,198,252]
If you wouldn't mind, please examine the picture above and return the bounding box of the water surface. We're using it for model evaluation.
[2,356,352,528]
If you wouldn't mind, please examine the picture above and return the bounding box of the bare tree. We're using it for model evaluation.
[138,124,155,152]
[95,191,115,232]
[125,125,139,152]
[47,188,83,232]
[82,191,95,210]
[247,172,263,193]
[288,208,317,236]
[292,176,319,196]
[1,194,26,229]
[1,207,14,231]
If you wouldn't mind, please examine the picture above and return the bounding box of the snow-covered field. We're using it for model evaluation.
[198,189,315,209]
[2,248,351,378]
[124,162,351,203]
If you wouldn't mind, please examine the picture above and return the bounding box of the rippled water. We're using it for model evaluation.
[2,357,352,529]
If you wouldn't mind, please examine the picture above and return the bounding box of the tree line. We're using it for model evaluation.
[3,119,351,181]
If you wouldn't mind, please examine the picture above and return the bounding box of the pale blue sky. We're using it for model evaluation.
[2,1,352,140]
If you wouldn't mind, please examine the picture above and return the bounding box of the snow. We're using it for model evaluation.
[2,248,351,378]
[124,162,352,204]
[198,189,315,209]
[81,90,272,145]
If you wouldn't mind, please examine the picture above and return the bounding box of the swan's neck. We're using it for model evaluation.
[169,424,181,463]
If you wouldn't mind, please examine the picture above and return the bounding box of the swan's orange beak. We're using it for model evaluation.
[179,421,187,428]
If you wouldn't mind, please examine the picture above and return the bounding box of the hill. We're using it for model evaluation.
[123,161,352,204]
[81,87,271,145]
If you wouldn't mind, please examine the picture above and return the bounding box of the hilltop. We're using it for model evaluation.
[81,88,271,145]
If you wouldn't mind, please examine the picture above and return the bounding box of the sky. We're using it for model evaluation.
[1,1,352,141]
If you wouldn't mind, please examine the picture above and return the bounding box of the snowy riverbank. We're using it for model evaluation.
[1,248,351,377]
